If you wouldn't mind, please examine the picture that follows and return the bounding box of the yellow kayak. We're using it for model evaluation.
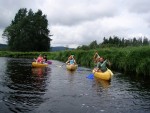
[32,62,48,68]
[93,69,113,81]
[66,64,78,71]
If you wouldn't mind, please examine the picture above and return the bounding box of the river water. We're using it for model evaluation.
[0,57,149,113]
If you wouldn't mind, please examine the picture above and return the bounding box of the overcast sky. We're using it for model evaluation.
[0,0,150,48]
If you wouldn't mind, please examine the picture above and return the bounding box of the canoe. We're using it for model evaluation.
[32,62,48,68]
[66,64,78,71]
[93,69,113,81]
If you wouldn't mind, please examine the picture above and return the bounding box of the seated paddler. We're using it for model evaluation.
[66,55,76,65]
[93,57,110,73]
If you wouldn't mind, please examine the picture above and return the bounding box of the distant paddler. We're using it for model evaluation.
[66,55,76,65]
[66,55,77,71]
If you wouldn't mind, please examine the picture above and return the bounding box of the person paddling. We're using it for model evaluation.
[35,54,44,63]
[66,55,76,65]
[93,57,111,73]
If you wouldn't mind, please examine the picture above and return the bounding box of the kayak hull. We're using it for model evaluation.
[93,69,113,81]
[66,64,78,71]
[32,62,48,68]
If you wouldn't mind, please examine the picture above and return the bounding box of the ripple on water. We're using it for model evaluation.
[0,58,150,113]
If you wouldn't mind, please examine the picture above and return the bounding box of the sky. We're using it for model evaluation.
[0,0,150,48]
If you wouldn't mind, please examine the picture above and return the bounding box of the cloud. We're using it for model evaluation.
[125,0,150,14]
[42,0,118,26]
[0,0,150,48]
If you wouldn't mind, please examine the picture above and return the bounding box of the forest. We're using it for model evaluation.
[77,36,150,50]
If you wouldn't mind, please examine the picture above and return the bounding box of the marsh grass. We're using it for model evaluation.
[0,46,149,76]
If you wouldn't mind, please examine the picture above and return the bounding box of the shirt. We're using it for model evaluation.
[97,60,107,72]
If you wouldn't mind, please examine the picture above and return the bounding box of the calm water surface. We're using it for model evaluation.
[0,57,150,113]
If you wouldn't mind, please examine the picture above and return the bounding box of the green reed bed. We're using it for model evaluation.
[0,46,149,76]
[55,46,150,77]
[0,51,56,59]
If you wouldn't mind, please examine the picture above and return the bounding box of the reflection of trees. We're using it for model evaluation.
[4,58,50,112]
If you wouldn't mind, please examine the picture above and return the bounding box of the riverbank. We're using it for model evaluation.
[0,46,149,77]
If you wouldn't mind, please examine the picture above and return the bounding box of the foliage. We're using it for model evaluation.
[2,8,51,52]
[0,46,150,77]
[77,36,150,50]
[53,46,150,77]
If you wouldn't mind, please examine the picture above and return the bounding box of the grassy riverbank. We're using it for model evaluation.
[0,46,149,77]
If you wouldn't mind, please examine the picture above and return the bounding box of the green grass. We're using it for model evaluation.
[0,46,150,77]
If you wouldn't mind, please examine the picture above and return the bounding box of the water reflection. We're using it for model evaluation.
[67,70,76,75]
[94,78,110,89]
[2,58,51,112]
[32,67,50,76]
[66,70,76,83]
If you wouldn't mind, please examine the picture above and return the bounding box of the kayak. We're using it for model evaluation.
[93,69,113,81]
[32,62,48,68]
[66,64,78,71]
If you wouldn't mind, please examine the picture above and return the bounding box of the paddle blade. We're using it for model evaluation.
[46,60,52,64]
[86,73,94,79]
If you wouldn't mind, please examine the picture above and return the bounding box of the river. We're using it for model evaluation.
[0,57,149,113]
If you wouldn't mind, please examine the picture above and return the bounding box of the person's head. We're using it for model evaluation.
[68,55,72,60]
[99,57,104,62]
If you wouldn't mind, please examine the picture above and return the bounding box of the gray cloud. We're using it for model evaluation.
[125,0,150,14]
[46,1,118,26]
[0,0,150,48]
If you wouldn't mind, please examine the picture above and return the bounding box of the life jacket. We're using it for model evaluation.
[69,59,75,64]
[37,57,43,62]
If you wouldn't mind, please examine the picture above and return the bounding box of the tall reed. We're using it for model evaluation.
[0,46,149,76]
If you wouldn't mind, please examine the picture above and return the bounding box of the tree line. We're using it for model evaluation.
[2,8,52,52]
[77,36,150,50]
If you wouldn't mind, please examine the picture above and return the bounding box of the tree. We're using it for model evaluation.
[89,40,98,49]
[143,37,149,46]
[108,36,113,44]
[102,37,108,44]
[3,8,52,51]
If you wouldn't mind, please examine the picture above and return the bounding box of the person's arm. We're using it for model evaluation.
[36,57,40,62]
[93,52,100,62]
[93,53,97,62]
[74,59,76,64]
[34,58,37,62]
[93,52,98,58]
[66,60,69,64]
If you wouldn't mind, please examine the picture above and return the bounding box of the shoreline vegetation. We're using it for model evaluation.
[0,46,149,77]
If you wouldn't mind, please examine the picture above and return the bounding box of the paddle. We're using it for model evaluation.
[46,60,52,64]
[87,52,100,79]
[58,63,66,67]
[86,73,94,79]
